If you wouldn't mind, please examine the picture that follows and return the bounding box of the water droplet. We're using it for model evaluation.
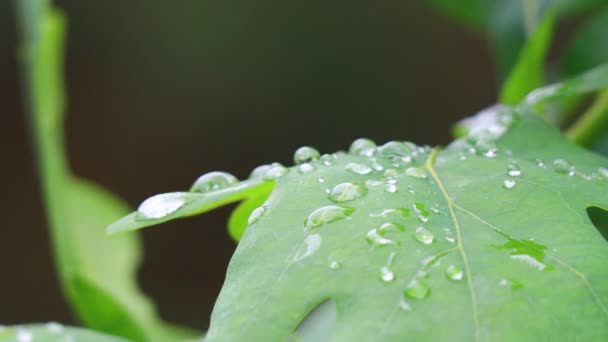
[404,279,430,299]
[405,167,427,179]
[247,206,266,225]
[398,297,412,311]
[446,265,464,281]
[535,159,546,168]
[507,164,522,177]
[321,154,335,166]
[552,159,575,175]
[372,162,384,171]
[305,205,354,229]
[349,138,377,157]
[190,171,238,193]
[414,227,434,245]
[443,227,456,243]
[378,222,405,233]
[293,234,322,262]
[503,179,516,189]
[318,177,326,183]
[344,162,372,175]
[329,261,342,270]
[510,254,548,271]
[16,328,32,342]
[137,192,193,219]
[249,164,272,179]
[499,279,523,290]
[328,182,368,203]
[264,163,289,180]
[298,163,316,174]
[47,322,63,333]
[408,185,415,194]
[378,141,414,159]
[366,229,394,246]
[484,149,497,158]
[369,208,410,219]
[598,166,608,178]
[294,146,320,165]
[385,180,398,193]
[418,215,429,223]
[380,266,395,282]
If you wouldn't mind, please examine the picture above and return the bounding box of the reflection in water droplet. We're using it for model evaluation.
[305,205,354,229]
[298,163,316,174]
[293,234,322,262]
[328,182,368,203]
[446,265,464,281]
[248,206,267,225]
[329,261,342,270]
[264,163,289,180]
[404,279,430,299]
[344,162,373,175]
[503,179,516,189]
[137,192,191,219]
[349,138,377,157]
[405,167,427,179]
[366,229,394,246]
[552,159,574,175]
[510,254,547,271]
[190,171,238,193]
[294,146,320,165]
[370,208,410,219]
[414,227,434,245]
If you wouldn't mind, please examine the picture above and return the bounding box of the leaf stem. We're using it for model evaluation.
[566,89,608,147]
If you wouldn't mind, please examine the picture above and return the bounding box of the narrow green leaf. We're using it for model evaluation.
[500,11,555,105]
[0,324,129,342]
[525,63,608,104]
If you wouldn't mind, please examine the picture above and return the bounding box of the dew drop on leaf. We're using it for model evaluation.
[293,234,322,262]
[366,229,394,246]
[248,206,267,225]
[321,154,335,166]
[378,222,405,233]
[137,192,189,219]
[507,164,522,177]
[385,179,398,193]
[404,279,430,299]
[317,177,326,183]
[329,261,342,270]
[369,208,410,219]
[380,266,395,282]
[249,164,272,180]
[294,146,320,165]
[552,159,575,175]
[190,171,238,193]
[298,163,316,174]
[414,227,434,245]
[510,254,548,271]
[405,167,427,179]
[264,163,289,180]
[344,162,373,175]
[328,182,368,203]
[378,141,413,159]
[349,138,377,157]
[598,166,608,178]
[446,265,464,281]
[305,205,354,229]
[503,179,516,189]
[398,297,412,311]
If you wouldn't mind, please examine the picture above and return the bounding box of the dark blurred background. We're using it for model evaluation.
[0,0,498,331]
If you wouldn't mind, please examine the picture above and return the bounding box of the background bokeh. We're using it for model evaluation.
[0,0,500,330]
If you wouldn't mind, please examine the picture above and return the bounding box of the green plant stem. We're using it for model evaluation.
[566,89,608,147]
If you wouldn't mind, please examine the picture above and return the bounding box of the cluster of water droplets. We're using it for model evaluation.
[8,322,68,342]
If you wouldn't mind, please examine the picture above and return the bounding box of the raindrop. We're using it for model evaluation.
[552,159,575,175]
[418,215,429,223]
[264,163,289,180]
[414,227,434,245]
[298,163,316,174]
[366,229,394,246]
[405,167,427,179]
[294,146,320,165]
[321,154,335,166]
[598,167,608,178]
[507,164,522,177]
[484,149,498,158]
[369,208,410,219]
[446,265,464,281]
[503,179,516,189]
[248,206,267,225]
[385,180,398,193]
[475,140,498,158]
[137,192,193,219]
[443,227,456,243]
[328,182,368,203]
[404,279,430,299]
[318,177,326,183]
[378,222,405,233]
[380,266,395,282]
[305,205,354,229]
[398,297,412,311]
[535,159,546,168]
[349,138,377,157]
[378,141,414,159]
[372,162,384,171]
[190,171,238,193]
[329,261,342,270]
[250,164,272,180]
[293,234,322,262]
[344,162,373,175]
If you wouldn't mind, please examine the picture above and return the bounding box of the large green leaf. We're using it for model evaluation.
[0,324,129,342]
[15,1,194,340]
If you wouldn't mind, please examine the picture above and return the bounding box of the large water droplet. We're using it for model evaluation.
[293,234,322,262]
[190,171,238,193]
[552,159,575,175]
[404,279,430,299]
[405,167,427,179]
[298,163,316,174]
[250,164,272,180]
[349,138,377,157]
[446,265,464,281]
[264,163,289,180]
[414,227,434,245]
[503,179,516,189]
[305,205,354,229]
[366,229,394,246]
[379,222,405,233]
[248,206,267,225]
[321,154,335,166]
[380,266,395,282]
[329,261,342,270]
[378,141,414,159]
[328,182,368,203]
[137,192,193,219]
[294,146,321,165]
[344,162,373,175]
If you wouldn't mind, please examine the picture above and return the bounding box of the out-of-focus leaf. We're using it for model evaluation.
[0,324,129,342]
[525,64,608,104]
[561,7,608,77]
[500,12,555,105]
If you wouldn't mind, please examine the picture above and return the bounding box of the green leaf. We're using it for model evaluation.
[500,11,555,105]
[0,324,129,342]
[561,7,608,77]
[525,63,608,104]
[15,1,195,340]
